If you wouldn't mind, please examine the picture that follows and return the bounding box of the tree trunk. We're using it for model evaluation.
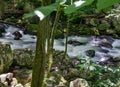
[31,18,48,87]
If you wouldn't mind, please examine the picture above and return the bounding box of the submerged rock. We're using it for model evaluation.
[0,42,13,73]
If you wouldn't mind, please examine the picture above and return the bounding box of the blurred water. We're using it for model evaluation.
[1,26,120,62]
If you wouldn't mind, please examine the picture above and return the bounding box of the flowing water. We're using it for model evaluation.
[1,25,120,64]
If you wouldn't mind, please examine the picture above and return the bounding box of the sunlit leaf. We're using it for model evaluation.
[64,0,94,14]
[23,3,59,19]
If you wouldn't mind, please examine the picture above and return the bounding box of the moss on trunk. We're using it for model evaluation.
[31,18,47,87]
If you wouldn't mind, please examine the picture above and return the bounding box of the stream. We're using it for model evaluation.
[0,25,120,64]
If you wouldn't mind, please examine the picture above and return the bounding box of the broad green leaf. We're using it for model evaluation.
[97,0,120,11]
[23,3,59,19]
[64,0,94,14]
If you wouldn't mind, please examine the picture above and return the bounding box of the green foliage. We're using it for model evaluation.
[54,29,64,39]
[76,55,120,87]
[64,0,94,14]
[97,0,120,11]
[24,3,59,19]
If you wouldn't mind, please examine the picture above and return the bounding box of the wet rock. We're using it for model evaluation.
[13,49,35,68]
[70,78,89,87]
[68,40,85,46]
[92,52,112,63]
[90,36,114,48]
[99,41,113,48]
[85,50,95,57]
[0,25,5,37]
[99,35,114,43]
[0,42,13,73]
[0,25,6,33]
[12,31,22,40]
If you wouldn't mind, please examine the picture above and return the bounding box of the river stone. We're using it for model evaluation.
[70,78,89,87]
[13,49,35,68]
[0,42,13,73]
[12,31,22,40]
[0,25,5,37]
[68,40,85,46]
[85,50,95,57]
[0,25,5,33]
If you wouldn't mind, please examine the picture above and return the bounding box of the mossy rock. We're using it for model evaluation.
[0,42,13,73]
[98,23,110,30]
[13,49,35,68]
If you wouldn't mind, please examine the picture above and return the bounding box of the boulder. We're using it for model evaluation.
[70,78,89,87]
[0,42,13,73]
[13,49,35,68]
[0,73,13,86]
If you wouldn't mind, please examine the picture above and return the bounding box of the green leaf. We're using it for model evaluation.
[64,0,94,14]
[97,0,120,11]
[23,3,59,19]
